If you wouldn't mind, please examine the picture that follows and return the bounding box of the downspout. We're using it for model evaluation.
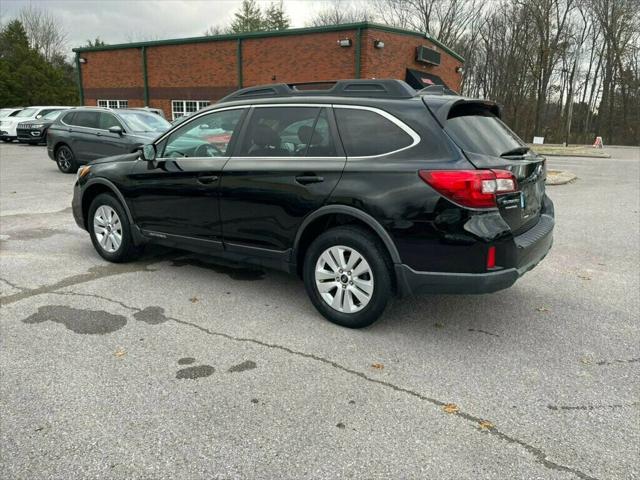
[237,38,243,89]
[142,46,149,106]
[75,52,84,105]
[355,27,362,79]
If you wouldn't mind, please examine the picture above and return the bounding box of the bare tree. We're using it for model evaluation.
[18,4,67,61]
[307,0,375,26]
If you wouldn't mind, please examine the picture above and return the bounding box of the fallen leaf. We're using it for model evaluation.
[434,322,445,328]
[371,363,384,370]
[114,346,126,359]
[189,296,199,303]
[577,273,592,280]
[478,420,494,430]
[443,403,459,414]
[580,355,593,365]
[536,306,550,312]
[336,422,346,429]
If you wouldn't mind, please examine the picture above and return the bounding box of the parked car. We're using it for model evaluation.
[70,79,554,328]
[0,108,23,120]
[47,107,171,173]
[16,110,66,145]
[1,106,70,143]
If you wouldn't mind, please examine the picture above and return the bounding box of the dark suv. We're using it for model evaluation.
[71,80,554,328]
[47,107,171,173]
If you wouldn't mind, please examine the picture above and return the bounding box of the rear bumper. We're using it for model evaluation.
[396,212,554,296]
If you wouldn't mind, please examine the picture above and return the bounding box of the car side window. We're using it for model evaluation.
[71,111,100,129]
[162,108,244,158]
[239,106,337,157]
[334,108,413,157]
[98,113,123,131]
[62,112,75,125]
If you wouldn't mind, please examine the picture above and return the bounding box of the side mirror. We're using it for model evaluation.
[109,125,123,135]
[142,144,156,161]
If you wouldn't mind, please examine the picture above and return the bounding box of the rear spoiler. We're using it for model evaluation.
[423,98,502,126]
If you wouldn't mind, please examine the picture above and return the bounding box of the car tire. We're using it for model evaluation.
[303,225,393,328]
[1,138,12,143]
[55,145,78,173]
[88,193,142,263]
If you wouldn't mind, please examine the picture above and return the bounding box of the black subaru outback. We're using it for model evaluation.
[71,80,554,328]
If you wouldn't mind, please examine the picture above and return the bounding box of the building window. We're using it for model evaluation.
[97,100,129,109]
[171,100,210,121]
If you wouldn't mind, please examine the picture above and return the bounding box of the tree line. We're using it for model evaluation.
[308,0,640,146]
[2,1,637,146]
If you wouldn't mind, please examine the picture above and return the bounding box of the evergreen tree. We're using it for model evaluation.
[229,0,264,33]
[0,20,78,107]
[263,1,290,31]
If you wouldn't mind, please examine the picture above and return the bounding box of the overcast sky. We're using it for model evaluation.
[1,1,342,51]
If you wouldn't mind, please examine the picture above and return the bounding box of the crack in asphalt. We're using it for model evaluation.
[0,277,28,292]
[548,401,639,411]
[45,289,598,480]
[594,357,640,366]
[0,257,165,307]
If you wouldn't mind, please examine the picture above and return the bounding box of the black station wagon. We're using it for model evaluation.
[71,80,554,328]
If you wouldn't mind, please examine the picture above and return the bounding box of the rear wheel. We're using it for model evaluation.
[56,145,77,173]
[303,226,393,328]
[88,193,141,263]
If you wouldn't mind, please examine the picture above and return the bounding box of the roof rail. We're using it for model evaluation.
[218,79,417,103]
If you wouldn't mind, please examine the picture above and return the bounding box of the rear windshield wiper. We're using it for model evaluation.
[500,146,530,157]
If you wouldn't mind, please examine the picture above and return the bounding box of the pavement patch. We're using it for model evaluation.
[176,365,215,379]
[133,306,169,325]
[228,360,257,373]
[22,305,127,334]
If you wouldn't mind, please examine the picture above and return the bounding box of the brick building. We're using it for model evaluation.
[73,22,464,120]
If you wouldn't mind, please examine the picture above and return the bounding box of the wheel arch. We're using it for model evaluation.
[293,205,401,277]
[81,178,135,229]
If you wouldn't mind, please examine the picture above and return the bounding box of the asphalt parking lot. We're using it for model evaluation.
[1,142,638,479]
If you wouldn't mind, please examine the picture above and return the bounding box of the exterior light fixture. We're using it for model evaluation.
[373,40,385,49]
[337,38,352,47]
[78,57,87,64]
[455,66,464,74]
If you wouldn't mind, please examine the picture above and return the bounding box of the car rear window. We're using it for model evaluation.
[334,108,413,157]
[445,105,525,157]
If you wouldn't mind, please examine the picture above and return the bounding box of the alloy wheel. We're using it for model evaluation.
[57,148,72,171]
[93,205,122,253]
[315,245,374,313]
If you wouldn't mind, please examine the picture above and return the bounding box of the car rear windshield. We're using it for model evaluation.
[445,106,525,157]
[15,108,38,118]
[118,111,170,133]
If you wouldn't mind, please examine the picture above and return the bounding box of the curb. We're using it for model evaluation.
[546,170,577,185]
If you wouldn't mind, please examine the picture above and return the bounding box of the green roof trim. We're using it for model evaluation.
[72,22,465,63]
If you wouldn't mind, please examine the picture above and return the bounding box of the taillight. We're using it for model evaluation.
[418,169,517,208]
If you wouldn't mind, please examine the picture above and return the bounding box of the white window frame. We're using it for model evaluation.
[171,100,210,121]
[97,99,128,109]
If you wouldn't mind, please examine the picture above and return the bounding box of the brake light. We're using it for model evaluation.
[418,169,517,208]
[487,246,496,269]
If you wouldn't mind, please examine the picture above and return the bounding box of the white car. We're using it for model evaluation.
[1,106,71,143]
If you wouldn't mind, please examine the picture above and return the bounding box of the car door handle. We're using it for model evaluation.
[96,132,102,136]
[295,175,324,185]
[197,175,218,184]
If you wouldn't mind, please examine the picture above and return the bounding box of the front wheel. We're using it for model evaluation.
[56,145,77,173]
[303,226,393,328]
[88,193,141,263]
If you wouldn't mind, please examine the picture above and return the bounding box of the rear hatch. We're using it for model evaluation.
[426,98,546,233]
